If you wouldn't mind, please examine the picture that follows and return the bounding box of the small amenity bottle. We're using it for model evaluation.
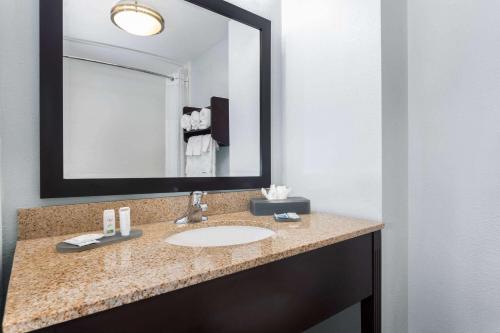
[119,207,131,237]
[103,209,116,237]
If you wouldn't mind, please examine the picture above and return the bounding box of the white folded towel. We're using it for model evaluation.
[64,233,103,247]
[181,114,191,131]
[190,111,200,130]
[186,135,202,156]
[185,139,219,177]
[202,134,212,153]
[199,108,211,130]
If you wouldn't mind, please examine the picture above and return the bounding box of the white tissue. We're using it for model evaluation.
[261,184,291,200]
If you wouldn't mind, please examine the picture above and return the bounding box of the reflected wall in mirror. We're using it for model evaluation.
[62,0,260,179]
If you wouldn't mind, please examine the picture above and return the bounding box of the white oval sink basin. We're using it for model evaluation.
[166,226,275,247]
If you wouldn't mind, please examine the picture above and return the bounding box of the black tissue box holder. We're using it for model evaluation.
[250,197,311,216]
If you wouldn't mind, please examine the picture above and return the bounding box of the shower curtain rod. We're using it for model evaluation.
[63,55,176,81]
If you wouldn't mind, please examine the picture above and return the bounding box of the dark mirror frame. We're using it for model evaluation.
[40,0,271,198]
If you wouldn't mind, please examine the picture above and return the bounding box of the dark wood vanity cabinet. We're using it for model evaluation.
[36,231,381,333]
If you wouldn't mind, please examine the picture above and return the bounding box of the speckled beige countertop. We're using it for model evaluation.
[3,211,383,333]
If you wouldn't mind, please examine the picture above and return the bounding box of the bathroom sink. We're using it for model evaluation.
[165,225,275,247]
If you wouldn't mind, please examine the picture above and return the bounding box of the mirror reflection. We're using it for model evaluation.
[62,0,260,179]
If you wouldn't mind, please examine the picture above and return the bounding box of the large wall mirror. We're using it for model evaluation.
[40,0,271,198]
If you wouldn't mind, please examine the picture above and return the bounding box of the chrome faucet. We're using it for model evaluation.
[175,191,208,224]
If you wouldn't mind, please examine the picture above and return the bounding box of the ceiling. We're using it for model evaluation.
[63,0,230,64]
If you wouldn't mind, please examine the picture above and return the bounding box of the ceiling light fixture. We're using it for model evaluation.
[111,1,164,36]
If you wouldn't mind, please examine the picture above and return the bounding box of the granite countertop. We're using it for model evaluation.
[3,211,383,333]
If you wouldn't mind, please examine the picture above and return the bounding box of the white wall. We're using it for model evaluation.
[408,0,500,332]
[282,0,381,331]
[381,0,408,332]
[282,0,381,219]
[228,20,261,177]
[190,38,228,107]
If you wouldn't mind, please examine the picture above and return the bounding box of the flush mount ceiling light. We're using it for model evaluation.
[111,1,164,36]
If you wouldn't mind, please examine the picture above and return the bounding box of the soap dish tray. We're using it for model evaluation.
[56,229,143,253]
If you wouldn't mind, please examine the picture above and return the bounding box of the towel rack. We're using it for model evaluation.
[183,97,229,147]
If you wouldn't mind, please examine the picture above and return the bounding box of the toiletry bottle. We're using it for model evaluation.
[103,209,116,237]
[119,207,131,237]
